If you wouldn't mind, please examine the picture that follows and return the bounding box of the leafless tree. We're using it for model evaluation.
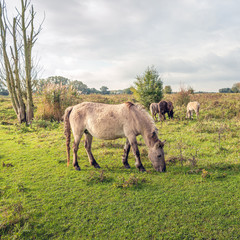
[0,0,43,123]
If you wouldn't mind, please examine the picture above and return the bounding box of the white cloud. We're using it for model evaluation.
[11,0,240,91]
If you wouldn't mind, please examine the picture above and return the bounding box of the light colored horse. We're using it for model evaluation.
[64,102,166,172]
[149,103,159,121]
[186,101,200,119]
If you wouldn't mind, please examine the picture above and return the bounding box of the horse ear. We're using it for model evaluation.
[161,140,166,147]
[155,140,166,148]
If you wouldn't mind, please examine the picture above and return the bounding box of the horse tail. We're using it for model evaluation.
[64,106,73,167]
[196,103,200,117]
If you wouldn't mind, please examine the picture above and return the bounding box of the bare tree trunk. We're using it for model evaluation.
[0,4,27,123]
[21,0,34,123]
[0,0,42,124]
[11,17,26,122]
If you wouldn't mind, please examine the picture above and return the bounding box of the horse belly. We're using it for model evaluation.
[86,119,125,140]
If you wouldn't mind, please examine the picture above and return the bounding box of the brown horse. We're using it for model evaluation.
[158,100,168,120]
[158,100,174,120]
[64,102,166,172]
[167,101,174,119]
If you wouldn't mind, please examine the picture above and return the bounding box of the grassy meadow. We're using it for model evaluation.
[0,93,240,239]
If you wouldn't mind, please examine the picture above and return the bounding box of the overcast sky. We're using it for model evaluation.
[7,0,240,91]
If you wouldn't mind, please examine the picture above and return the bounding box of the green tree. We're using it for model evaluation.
[100,86,110,95]
[71,80,89,94]
[89,88,100,94]
[46,76,70,86]
[134,66,163,108]
[219,88,232,93]
[0,81,8,95]
[35,76,70,93]
[122,88,133,94]
[164,85,172,94]
[232,82,240,93]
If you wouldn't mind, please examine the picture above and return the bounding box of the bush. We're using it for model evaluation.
[35,84,77,121]
[175,88,190,106]
[134,66,163,108]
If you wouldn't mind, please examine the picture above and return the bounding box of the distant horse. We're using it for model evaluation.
[149,103,159,121]
[64,102,166,172]
[158,100,168,120]
[167,101,174,119]
[186,101,200,119]
[158,100,174,120]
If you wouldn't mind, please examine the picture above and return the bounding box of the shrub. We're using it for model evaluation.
[35,84,77,121]
[175,88,190,106]
[134,66,163,108]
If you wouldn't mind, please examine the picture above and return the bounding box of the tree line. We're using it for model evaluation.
[33,76,132,95]
[219,83,240,93]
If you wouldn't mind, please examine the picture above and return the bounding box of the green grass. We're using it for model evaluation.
[0,95,240,239]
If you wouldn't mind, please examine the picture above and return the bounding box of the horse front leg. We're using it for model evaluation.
[128,136,146,172]
[167,111,171,119]
[84,133,100,168]
[122,138,131,169]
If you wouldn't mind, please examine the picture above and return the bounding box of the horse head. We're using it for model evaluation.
[148,139,166,172]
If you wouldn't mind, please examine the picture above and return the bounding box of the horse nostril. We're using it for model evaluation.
[159,166,166,172]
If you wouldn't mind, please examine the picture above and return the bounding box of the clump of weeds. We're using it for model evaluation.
[86,170,112,184]
[201,169,227,180]
[113,174,146,189]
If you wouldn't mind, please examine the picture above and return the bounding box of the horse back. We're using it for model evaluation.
[187,101,200,111]
[158,100,168,114]
[69,102,133,140]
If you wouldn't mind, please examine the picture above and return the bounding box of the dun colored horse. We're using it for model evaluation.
[186,101,200,119]
[64,102,166,172]
[149,103,159,121]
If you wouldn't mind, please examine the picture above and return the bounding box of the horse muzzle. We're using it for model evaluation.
[155,165,166,172]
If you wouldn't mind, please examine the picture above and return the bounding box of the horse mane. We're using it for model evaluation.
[124,102,134,108]
[126,102,158,135]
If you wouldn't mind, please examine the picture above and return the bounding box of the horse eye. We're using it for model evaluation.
[157,154,162,158]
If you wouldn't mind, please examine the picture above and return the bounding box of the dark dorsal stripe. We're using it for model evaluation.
[125,102,134,108]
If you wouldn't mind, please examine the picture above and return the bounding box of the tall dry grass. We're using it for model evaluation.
[35,84,78,121]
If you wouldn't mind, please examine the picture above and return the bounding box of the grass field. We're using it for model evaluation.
[0,93,240,239]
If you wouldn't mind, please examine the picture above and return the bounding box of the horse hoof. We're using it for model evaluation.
[94,164,101,169]
[75,166,81,171]
[139,167,146,172]
[124,164,131,169]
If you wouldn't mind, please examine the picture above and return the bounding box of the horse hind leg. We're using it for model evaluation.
[84,132,100,168]
[72,134,82,171]
[122,138,131,169]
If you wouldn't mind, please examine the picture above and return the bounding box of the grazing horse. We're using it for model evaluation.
[158,100,168,120]
[149,103,159,121]
[64,102,166,172]
[167,101,174,119]
[158,100,174,120]
[186,101,200,119]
